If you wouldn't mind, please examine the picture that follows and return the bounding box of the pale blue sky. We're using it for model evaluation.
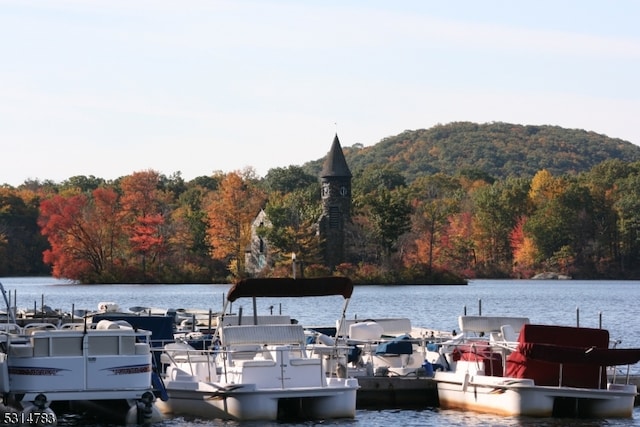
[2,0,639,186]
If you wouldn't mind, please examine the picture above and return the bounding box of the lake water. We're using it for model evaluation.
[1,277,640,426]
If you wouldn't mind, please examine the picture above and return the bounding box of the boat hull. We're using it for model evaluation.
[434,371,637,418]
[157,378,358,421]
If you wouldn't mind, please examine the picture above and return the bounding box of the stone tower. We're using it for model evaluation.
[318,134,352,270]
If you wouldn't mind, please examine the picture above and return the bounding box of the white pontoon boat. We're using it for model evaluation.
[155,277,359,421]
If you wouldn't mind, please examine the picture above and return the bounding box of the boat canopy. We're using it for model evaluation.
[227,277,354,302]
[518,342,640,366]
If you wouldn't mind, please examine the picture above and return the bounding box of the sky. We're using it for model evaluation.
[2,1,640,186]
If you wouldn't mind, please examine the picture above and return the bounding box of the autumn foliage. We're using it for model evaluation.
[37,171,218,283]
[205,171,266,278]
[6,155,640,283]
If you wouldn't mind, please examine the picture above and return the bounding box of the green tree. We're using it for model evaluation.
[408,174,462,271]
[471,177,530,273]
[0,188,49,276]
[263,166,317,193]
[582,159,635,272]
[351,166,411,268]
[263,188,321,257]
[60,175,106,192]
[613,173,640,272]
[525,178,594,275]
[367,187,412,267]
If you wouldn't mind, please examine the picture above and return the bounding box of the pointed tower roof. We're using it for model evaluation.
[320,134,352,178]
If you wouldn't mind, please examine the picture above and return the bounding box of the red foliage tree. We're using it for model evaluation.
[38,187,123,282]
[119,171,170,281]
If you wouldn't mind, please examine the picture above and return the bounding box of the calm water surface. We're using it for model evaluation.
[1,277,640,427]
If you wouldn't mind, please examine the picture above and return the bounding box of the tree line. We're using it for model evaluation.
[2,158,640,283]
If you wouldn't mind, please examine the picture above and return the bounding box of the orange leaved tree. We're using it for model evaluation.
[205,170,266,278]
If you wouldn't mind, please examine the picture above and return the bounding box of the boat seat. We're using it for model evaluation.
[237,359,277,368]
[458,316,530,334]
[489,332,503,342]
[290,358,321,366]
[59,323,83,330]
[135,343,150,355]
[217,315,292,326]
[169,353,214,364]
[96,320,121,330]
[339,318,412,337]
[221,324,306,346]
[8,343,33,357]
[162,342,197,364]
[24,323,58,334]
[500,324,517,342]
[227,344,262,360]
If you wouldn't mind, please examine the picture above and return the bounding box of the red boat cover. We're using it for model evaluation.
[505,324,611,388]
[227,277,354,302]
[517,343,640,366]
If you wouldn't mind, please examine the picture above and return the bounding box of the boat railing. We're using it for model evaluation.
[608,363,632,386]
[0,323,22,335]
[443,337,639,388]
[23,322,59,334]
[158,343,217,381]
[3,325,153,360]
[0,281,16,324]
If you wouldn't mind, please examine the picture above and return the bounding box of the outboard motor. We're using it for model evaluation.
[126,391,160,426]
[137,391,156,425]
[21,393,57,426]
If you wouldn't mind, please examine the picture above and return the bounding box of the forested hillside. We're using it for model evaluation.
[304,122,640,181]
[5,121,640,283]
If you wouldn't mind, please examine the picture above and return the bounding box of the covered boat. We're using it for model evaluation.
[155,277,359,421]
[434,320,640,418]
